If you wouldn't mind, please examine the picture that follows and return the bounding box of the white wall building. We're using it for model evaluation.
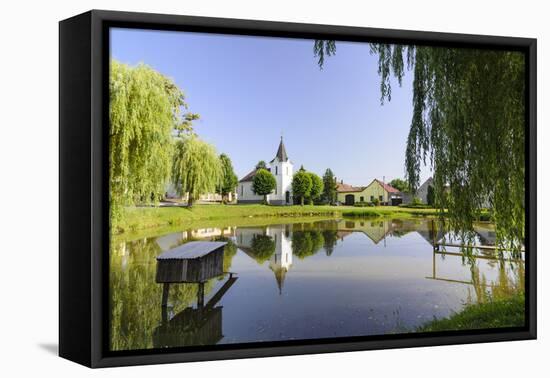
[238,138,294,205]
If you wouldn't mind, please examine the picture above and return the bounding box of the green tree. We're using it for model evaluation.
[322,229,339,256]
[389,178,410,193]
[315,42,526,250]
[255,160,268,170]
[172,136,222,207]
[307,172,324,204]
[427,185,435,207]
[250,233,276,263]
[291,229,324,259]
[109,60,198,225]
[322,168,338,204]
[292,170,313,206]
[252,169,276,204]
[217,154,238,203]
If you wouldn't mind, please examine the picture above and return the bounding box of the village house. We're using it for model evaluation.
[415,177,434,204]
[237,137,294,205]
[336,179,402,206]
[164,186,235,203]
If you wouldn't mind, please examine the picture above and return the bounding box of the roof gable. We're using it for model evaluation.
[368,179,400,193]
[239,169,258,182]
[336,182,365,193]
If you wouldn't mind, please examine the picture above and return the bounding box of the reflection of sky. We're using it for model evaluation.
[111,28,432,185]
[115,219,523,348]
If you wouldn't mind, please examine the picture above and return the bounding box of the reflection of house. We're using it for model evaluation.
[337,219,395,244]
[237,138,294,205]
[336,179,401,205]
[186,227,234,240]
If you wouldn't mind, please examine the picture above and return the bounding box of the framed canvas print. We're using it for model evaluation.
[59,10,537,368]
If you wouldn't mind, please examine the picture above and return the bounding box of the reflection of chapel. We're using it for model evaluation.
[238,138,294,205]
[267,226,293,294]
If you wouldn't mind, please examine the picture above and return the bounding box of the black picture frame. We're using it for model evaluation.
[59,9,537,368]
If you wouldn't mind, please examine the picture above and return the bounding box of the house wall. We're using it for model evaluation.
[337,181,400,205]
[237,181,266,203]
[363,181,389,203]
[337,190,365,204]
[416,178,434,203]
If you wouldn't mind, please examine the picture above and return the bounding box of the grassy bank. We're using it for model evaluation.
[417,294,525,332]
[114,204,439,236]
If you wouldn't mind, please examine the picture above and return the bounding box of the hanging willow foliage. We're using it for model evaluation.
[172,136,222,207]
[109,60,197,225]
[315,41,526,251]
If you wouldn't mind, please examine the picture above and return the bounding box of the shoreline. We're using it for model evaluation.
[113,204,439,239]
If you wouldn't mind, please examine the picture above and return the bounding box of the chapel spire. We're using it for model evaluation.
[273,136,289,162]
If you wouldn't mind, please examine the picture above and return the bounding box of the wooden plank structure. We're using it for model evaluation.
[155,241,229,308]
[156,241,227,283]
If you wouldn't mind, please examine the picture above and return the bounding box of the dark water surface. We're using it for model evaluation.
[109,218,524,351]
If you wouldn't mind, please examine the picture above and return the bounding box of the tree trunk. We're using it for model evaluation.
[263,194,267,205]
[188,193,195,208]
[300,196,304,206]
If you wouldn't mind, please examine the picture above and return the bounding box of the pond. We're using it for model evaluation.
[109,218,524,351]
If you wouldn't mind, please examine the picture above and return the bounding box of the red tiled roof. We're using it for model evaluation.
[374,179,400,193]
[336,182,364,193]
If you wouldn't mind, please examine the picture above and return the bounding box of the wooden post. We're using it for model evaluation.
[161,283,170,307]
[161,304,168,325]
[432,248,436,279]
[432,219,439,251]
[197,282,205,308]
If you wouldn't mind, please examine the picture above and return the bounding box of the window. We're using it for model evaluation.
[241,185,244,196]
[275,166,278,175]
[370,196,374,202]
[379,195,383,201]
[360,196,364,202]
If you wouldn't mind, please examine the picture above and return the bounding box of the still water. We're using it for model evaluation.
[109,218,524,351]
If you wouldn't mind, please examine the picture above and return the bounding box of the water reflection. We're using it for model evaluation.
[110,218,524,351]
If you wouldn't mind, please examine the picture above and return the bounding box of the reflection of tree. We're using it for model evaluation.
[249,234,276,264]
[322,229,338,256]
[465,258,525,305]
[110,237,215,351]
[292,230,324,259]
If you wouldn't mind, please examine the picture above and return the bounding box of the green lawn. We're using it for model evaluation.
[417,294,525,332]
[113,204,439,236]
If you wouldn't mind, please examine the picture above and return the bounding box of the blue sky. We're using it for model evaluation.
[111,28,430,186]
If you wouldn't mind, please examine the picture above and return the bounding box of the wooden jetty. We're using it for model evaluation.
[156,241,229,308]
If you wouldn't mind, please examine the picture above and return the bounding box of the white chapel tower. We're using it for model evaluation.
[269,137,293,205]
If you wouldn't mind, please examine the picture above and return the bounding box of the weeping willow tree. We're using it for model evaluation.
[172,136,222,207]
[110,60,198,226]
[314,41,525,251]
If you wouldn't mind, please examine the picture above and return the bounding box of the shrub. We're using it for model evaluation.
[353,201,374,207]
